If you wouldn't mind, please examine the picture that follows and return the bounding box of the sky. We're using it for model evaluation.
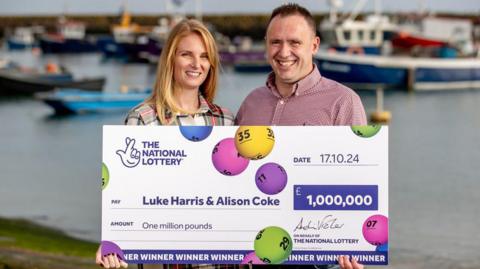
[0,0,479,16]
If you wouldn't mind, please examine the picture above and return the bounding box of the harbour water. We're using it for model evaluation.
[0,50,479,268]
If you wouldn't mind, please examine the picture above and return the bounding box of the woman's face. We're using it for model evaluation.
[173,33,211,92]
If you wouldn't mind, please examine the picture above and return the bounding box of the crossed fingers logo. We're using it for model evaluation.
[116,137,141,168]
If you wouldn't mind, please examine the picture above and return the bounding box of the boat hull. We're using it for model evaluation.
[36,89,149,114]
[0,69,105,95]
[39,37,98,53]
[315,51,480,91]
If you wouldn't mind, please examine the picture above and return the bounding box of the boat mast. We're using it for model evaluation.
[345,0,368,22]
[328,0,343,24]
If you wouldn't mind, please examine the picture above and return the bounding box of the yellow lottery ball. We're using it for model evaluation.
[235,126,275,160]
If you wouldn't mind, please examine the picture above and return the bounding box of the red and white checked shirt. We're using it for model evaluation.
[235,66,367,126]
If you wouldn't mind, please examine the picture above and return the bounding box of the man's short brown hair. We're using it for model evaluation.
[267,3,317,34]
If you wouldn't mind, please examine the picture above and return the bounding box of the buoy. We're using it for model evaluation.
[370,86,392,123]
[371,110,392,123]
[45,62,59,73]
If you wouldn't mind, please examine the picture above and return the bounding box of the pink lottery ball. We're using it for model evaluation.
[241,251,265,265]
[362,214,388,246]
[212,138,249,176]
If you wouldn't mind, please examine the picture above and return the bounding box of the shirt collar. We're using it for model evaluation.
[266,64,322,98]
[165,94,218,119]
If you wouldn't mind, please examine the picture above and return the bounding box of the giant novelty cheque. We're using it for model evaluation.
[101,126,388,265]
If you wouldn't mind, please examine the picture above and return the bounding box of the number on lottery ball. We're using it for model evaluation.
[235,126,275,160]
[179,126,213,142]
[255,162,288,195]
[254,226,292,264]
[351,125,381,138]
[211,138,249,176]
[362,214,388,245]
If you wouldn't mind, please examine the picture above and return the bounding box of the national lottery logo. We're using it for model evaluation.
[116,137,141,168]
[116,137,187,168]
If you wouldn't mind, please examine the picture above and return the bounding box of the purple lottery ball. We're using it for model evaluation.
[241,251,265,265]
[212,138,249,176]
[255,162,288,195]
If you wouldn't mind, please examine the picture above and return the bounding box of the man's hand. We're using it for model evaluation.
[96,245,128,268]
[338,255,364,269]
[116,137,141,168]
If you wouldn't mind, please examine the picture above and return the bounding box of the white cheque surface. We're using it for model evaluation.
[102,126,388,265]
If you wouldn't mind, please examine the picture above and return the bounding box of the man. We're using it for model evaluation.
[235,4,367,126]
[235,3,366,269]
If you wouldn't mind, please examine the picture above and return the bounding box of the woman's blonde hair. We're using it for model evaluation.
[145,19,219,124]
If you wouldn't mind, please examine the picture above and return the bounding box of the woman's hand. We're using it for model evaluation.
[338,255,364,269]
[95,245,128,268]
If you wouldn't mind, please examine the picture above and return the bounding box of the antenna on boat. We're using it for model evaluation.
[327,0,343,24]
[345,0,367,22]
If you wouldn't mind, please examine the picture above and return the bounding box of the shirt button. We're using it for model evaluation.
[279,100,285,105]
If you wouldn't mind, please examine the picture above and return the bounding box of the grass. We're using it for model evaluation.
[0,216,99,269]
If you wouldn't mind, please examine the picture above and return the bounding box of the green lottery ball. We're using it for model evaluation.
[102,163,109,190]
[254,226,293,264]
[351,125,381,138]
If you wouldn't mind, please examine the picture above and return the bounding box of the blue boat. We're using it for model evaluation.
[316,51,480,91]
[6,26,43,50]
[35,88,150,114]
[39,18,98,53]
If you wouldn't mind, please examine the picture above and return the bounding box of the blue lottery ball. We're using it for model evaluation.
[376,243,388,252]
[179,126,213,142]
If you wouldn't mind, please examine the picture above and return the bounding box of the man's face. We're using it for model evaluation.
[266,14,320,88]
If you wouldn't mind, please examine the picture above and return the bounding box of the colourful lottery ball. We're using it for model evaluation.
[211,138,249,176]
[235,126,275,160]
[376,243,388,252]
[255,162,288,195]
[102,163,109,190]
[179,126,213,142]
[362,214,388,246]
[241,252,265,265]
[254,226,293,264]
[351,125,382,138]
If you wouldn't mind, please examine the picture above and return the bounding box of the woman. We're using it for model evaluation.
[96,19,234,268]
[125,18,233,127]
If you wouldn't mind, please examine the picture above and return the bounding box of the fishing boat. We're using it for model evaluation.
[0,64,105,95]
[319,0,398,55]
[35,88,150,114]
[98,7,162,62]
[316,50,480,91]
[6,26,44,50]
[315,0,480,91]
[39,17,98,53]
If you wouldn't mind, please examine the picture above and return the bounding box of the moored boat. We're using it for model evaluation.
[0,66,105,95]
[6,26,44,50]
[35,88,150,114]
[315,50,480,91]
[39,17,98,53]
